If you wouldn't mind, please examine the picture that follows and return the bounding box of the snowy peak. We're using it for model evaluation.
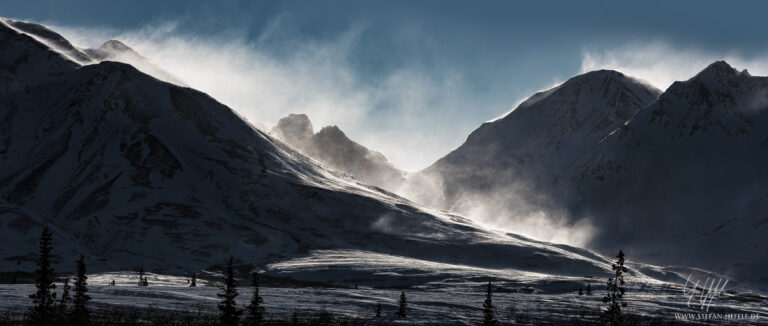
[0,18,94,65]
[84,40,186,86]
[271,114,405,191]
[692,60,741,81]
[0,17,184,86]
[85,40,141,61]
[435,68,661,170]
[638,61,768,139]
[98,40,134,53]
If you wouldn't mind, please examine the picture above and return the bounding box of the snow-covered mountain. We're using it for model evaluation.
[413,62,768,283]
[271,113,406,192]
[0,17,183,86]
[562,61,768,282]
[0,17,641,289]
[410,70,660,233]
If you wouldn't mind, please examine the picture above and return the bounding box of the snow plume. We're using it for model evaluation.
[48,20,478,172]
[398,171,596,247]
[581,41,768,90]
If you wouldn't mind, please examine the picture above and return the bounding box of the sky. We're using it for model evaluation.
[3,0,768,171]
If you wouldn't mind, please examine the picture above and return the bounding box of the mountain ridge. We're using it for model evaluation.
[0,17,636,291]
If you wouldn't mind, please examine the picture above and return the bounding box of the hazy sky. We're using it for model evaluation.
[4,0,768,171]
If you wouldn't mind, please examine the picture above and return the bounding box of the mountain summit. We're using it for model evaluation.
[413,69,661,212]
[271,113,406,192]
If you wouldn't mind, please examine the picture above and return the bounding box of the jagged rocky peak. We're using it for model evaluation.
[272,113,315,147]
[315,125,345,139]
[271,113,405,191]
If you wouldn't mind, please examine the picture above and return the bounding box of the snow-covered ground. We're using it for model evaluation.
[2,251,766,325]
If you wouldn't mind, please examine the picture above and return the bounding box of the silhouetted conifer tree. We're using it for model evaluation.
[28,227,57,326]
[579,287,584,296]
[138,265,148,286]
[243,271,264,326]
[57,278,71,321]
[587,283,592,295]
[217,256,241,326]
[190,272,197,287]
[601,250,628,325]
[71,255,91,325]
[483,281,498,326]
[375,302,382,318]
[397,290,407,318]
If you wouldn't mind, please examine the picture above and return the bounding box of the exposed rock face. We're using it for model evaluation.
[271,114,406,192]
[271,114,315,150]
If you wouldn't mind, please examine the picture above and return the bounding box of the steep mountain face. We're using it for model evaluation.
[413,70,661,220]
[271,114,406,192]
[563,61,768,281]
[0,18,622,283]
[415,62,768,283]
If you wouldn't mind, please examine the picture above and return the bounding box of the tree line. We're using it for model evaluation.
[17,227,631,325]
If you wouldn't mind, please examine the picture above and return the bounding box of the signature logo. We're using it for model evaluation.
[682,274,728,311]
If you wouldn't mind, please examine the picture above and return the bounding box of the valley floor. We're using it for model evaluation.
[1,271,765,325]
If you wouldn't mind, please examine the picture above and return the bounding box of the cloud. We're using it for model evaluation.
[580,41,768,90]
[49,19,484,172]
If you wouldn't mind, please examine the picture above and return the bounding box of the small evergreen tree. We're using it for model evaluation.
[138,265,148,286]
[483,281,498,326]
[190,272,197,287]
[397,290,407,318]
[28,227,57,326]
[217,256,241,326]
[243,271,264,326]
[601,250,628,325]
[57,278,71,321]
[578,287,584,296]
[587,283,592,295]
[375,302,382,318]
[71,255,91,325]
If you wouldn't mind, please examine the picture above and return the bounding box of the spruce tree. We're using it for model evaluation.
[587,283,592,296]
[191,272,197,287]
[601,250,628,325]
[397,290,407,318]
[138,265,148,286]
[28,227,57,326]
[71,255,91,325]
[483,281,498,326]
[217,256,241,326]
[578,287,584,296]
[243,271,264,326]
[57,278,71,322]
[375,302,382,318]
